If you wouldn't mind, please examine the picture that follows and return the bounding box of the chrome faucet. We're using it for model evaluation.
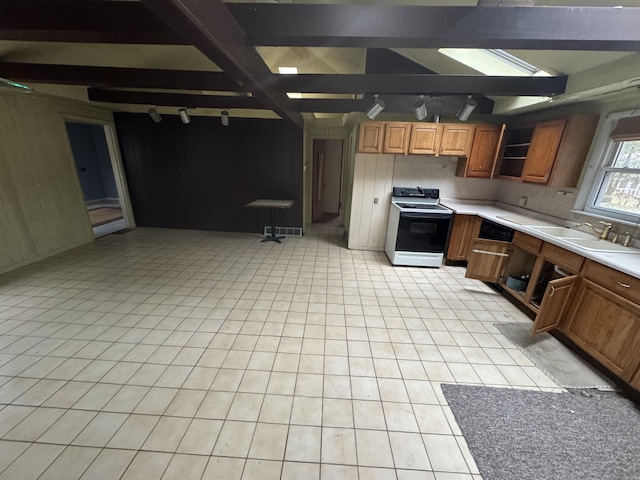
[574,221,612,240]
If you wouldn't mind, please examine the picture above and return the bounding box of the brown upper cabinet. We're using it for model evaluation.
[456,124,506,178]
[358,121,478,156]
[495,113,599,187]
[439,124,476,157]
[357,122,384,153]
[383,122,412,154]
[408,123,442,155]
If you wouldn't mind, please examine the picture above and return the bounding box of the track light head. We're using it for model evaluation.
[178,107,191,124]
[366,95,385,120]
[221,110,230,127]
[414,96,428,121]
[457,98,477,122]
[148,107,162,123]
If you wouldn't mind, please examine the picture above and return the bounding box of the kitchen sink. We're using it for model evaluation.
[561,238,638,253]
[526,225,593,239]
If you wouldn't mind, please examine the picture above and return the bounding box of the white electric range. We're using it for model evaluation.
[385,187,454,267]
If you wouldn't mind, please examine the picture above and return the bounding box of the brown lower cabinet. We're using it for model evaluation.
[563,278,640,381]
[446,215,481,261]
[464,230,640,390]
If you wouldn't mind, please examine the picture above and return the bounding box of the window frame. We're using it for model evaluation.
[577,110,640,224]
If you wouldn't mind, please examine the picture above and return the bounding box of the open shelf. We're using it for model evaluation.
[497,125,535,178]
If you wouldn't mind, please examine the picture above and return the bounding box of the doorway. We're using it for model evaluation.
[65,122,129,237]
[312,139,344,224]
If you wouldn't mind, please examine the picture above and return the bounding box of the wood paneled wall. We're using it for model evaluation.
[114,113,303,233]
[348,153,395,250]
[0,92,107,274]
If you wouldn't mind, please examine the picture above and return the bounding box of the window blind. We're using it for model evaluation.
[610,116,640,142]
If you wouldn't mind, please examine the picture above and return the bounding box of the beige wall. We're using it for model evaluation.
[393,155,500,200]
[0,91,114,274]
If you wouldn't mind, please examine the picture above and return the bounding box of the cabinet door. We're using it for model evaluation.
[408,123,442,155]
[521,119,566,184]
[465,239,510,283]
[446,215,480,261]
[464,124,505,178]
[564,278,640,380]
[383,122,411,154]
[439,124,476,157]
[531,275,578,334]
[348,153,395,250]
[357,122,384,153]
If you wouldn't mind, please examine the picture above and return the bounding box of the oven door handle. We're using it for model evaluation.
[399,212,452,219]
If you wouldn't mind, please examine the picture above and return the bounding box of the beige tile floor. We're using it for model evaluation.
[0,225,564,480]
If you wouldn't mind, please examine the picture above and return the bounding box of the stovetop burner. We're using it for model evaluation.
[395,203,449,211]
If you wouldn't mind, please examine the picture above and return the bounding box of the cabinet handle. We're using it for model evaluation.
[548,285,556,298]
[471,249,509,257]
[617,282,630,288]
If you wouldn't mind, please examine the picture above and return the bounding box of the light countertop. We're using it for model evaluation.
[440,199,640,280]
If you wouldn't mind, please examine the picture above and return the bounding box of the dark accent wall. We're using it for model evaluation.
[114,113,303,233]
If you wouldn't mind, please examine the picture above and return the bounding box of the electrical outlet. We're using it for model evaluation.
[519,196,527,207]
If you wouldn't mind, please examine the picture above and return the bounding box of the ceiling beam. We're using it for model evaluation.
[0,62,566,96]
[139,0,303,129]
[228,4,640,51]
[0,1,186,45]
[278,74,566,96]
[3,2,639,52]
[0,62,238,91]
[88,89,259,109]
[88,88,494,116]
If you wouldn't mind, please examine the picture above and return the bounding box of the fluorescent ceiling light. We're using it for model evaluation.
[0,77,32,93]
[438,48,551,77]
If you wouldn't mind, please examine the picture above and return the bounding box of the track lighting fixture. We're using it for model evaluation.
[148,106,162,123]
[366,94,385,120]
[221,110,230,127]
[178,107,191,124]
[414,95,428,121]
[457,97,477,122]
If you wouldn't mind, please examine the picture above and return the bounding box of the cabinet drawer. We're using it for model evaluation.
[583,260,640,304]
[540,242,584,273]
[512,231,542,254]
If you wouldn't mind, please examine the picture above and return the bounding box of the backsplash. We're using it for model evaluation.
[495,180,577,221]
[393,155,499,200]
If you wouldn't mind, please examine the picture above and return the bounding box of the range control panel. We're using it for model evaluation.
[392,187,440,199]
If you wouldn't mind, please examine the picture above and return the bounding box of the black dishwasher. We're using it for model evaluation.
[478,219,515,242]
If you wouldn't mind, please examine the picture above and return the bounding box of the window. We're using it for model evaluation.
[586,114,640,222]
[438,48,552,77]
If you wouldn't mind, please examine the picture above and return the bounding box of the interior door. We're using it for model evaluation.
[465,239,511,283]
[312,150,324,222]
[530,275,578,335]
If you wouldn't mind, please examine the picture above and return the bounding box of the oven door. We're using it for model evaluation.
[395,212,453,253]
